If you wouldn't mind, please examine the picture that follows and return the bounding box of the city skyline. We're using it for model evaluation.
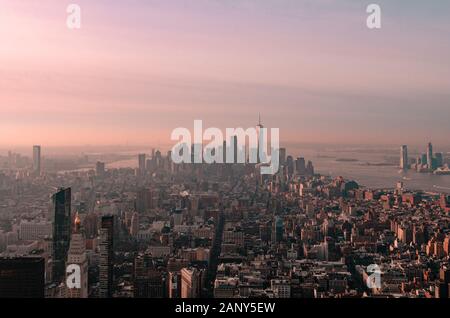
[2,0,450,302]
[2,141,450,299]
[2,139,450,158]
[1,0,450,147]
[399,142,450,175]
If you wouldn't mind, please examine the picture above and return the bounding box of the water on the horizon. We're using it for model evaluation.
[289,146,450,193]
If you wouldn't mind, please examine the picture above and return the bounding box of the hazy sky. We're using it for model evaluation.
[1,0,449,148]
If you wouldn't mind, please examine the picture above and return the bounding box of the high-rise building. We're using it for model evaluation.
[400,145,409,170]
[256,115,264,163]
[83,212,98,240]
[222,140,227,164]
[33,145,41,176]
[306,160,315,176]
[19,220,52,241]
[130,212,139,237]
[271,217,284,244]
[155,150,162,168]
[168,271,181,298]
[279,148,287,166]
[146,158,154,171]
[180,267,202,298]
[233,136,238,163]
[427,142,433,170]
[259,221,272,243]
[296,157,306,175]
[191,143,203,164]
[52,187,72,283]
[96,161,106,177]
[138,154,146,175]
[225,136,239,164]
[435,153,444,168]
[0,257,45,298]
[136,188,152,213]
[166,151,172,170]
[421,153,428,166]
[133,255,166,298]
[66,213,88,298]
[286,156,294,176]
[99,215,114,298]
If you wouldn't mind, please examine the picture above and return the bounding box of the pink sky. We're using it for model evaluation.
[1,0,450,147]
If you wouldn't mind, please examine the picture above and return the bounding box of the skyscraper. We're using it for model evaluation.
[272,217,284,244]
[180,267,201,298]
[421,153,428,166]
[96,161,106,177]
[66,213,88,298]
[427,142,433,170]
[136,188,152,213]
[222,140,227,164]
[256,114,264,163]
[296,157,306,175]
[138,154,146,175]
[400,145,409,170]
[168,271,182,298]
[435,153,444,168]
[130,212,139,237]
[33,145,41,176]
[286,156,294,176]
[279,148,287,166]
[0,257,45,298]
[52,187,72,283]
[233,135,239,163]
[155,150,162,168]
[306,161,315,176]
[99,215,114,298]
[133,255,166,298]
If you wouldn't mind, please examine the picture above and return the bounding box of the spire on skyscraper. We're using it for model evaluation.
[257,114,263,128]
[74,211,81,233]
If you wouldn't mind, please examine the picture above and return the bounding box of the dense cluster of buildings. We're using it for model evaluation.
[400,142,450,174]
[1,140,450,298]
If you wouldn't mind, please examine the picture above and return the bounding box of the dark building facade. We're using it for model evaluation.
[52,187,72,283]
[0,257,45,298]
[99,215,114,298]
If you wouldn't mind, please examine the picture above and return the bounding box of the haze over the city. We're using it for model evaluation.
[3,1,450,304]
[1,0,450,148]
